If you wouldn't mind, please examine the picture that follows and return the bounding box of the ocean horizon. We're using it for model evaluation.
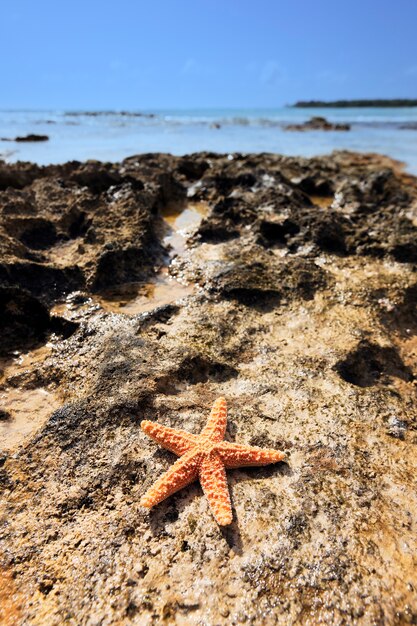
[1,106,417,173]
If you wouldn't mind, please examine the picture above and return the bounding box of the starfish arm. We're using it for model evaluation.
[140,450,200,508]
[216,441,285,468]
[200,396,228,442]
[199,452,233,526]
[141,420,198,456]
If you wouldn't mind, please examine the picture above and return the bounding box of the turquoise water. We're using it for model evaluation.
[1,107,417,173]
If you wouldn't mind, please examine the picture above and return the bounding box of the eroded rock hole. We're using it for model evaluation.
[312,215,348,254]
[0,287,51,355]
[176,356,238,384]
[336,341,413,387]
[0,286,78,356]
[6,218,58,250]
[259,219,300,246]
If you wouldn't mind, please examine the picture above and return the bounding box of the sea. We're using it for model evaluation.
[1,107,417,173]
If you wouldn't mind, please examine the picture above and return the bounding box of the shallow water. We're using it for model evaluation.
[161,200,208,257]
[51,201,209,317]
[0,345,60,451]
[97,201,208,314]
[309,195,334,208]
[1,107,417,173]
[96,274,194,315]
[0,387,60,450]
[0,202,209,448]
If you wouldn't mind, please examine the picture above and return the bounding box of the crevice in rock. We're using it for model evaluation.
[0,286,79,356]
[0,287,51,355]
[0,262,85,301]
[175,355,239,385]
[197,221,240,243]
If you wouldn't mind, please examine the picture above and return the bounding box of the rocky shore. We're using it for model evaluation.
[0,134,49,143]
[285,116,350,131]
[0,151,416,625]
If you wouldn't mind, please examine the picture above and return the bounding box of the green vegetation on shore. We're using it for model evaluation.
[291,99,417,108]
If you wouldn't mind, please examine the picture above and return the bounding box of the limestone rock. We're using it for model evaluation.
[0,151,416,625]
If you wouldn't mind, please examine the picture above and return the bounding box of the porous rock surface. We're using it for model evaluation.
[0,151,416,625]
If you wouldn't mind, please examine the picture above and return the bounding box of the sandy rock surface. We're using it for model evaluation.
[0,151,416,625]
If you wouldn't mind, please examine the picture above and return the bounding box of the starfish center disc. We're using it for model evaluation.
[198,440,218,455]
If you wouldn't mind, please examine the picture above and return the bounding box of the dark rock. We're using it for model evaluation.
[176,157,209,180]
[258,218,300,246]
[15,134,49,142]
[4,217,58,250]
[206,247,328,308]
[399,123,417,130]
[0,285,79,356]
[68,161,125,193]
[174,355,238,384]
[0,160,44,190]
[91,246,157,292]
[310,212,350,254]
[0,262,85,300]
[285,116,351,131]
[292,175,334,197]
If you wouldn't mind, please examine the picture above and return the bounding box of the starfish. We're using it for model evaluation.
[140,397,285,525]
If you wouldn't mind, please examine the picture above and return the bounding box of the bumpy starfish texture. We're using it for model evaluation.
[140,397,285,525]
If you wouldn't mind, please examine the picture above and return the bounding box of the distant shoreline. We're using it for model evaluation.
[291,99,417,108]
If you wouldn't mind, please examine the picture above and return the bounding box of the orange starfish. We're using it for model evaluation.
[140,397,285,525]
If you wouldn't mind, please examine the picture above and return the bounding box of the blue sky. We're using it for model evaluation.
[1,0,417,109]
